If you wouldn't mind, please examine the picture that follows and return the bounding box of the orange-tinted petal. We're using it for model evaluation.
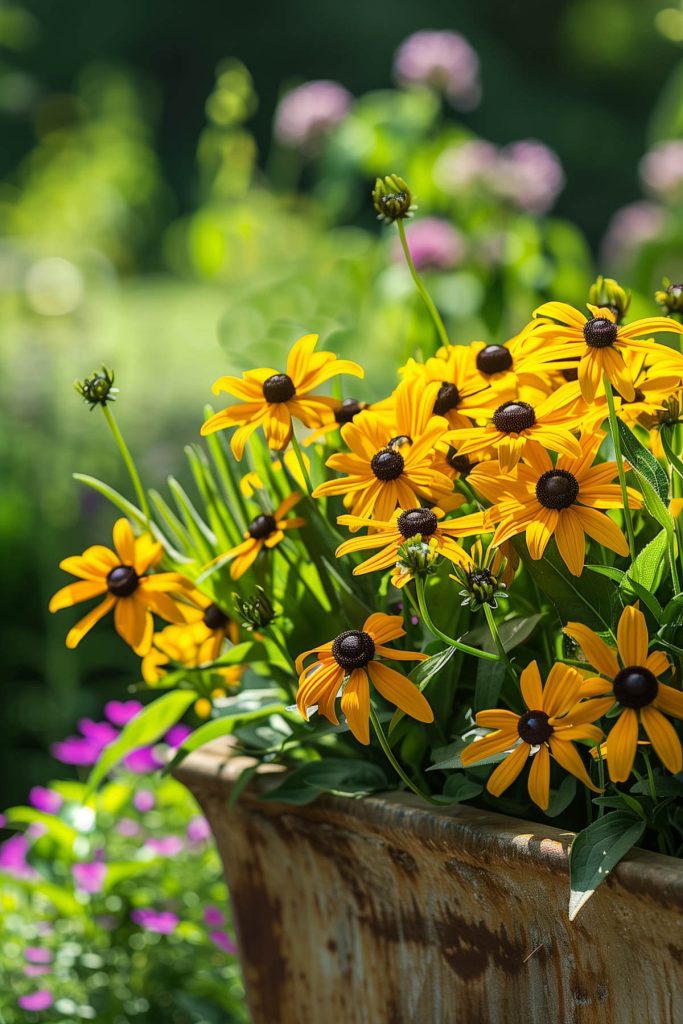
[520,660,543,711]
[605,708,638,783]
[340,668,371,745]
[655,683,683,719]
[49,579,108,612]
[367,661,433,723]
[640,706,683,773]
[549,736,601,792]
[486,743,529,797]
[563,621,619,679]
[527,744,550,810]
[65,595,116,649]
[617,604,648,667]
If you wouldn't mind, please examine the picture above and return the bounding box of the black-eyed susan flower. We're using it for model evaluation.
[335,506,485,586]
[312,381,453,525]
[295,613,432,745]
[564,604,683,783]
[473,432,642,576]
[460,660,605,810]
[400,346,498,429]
[520,301,683,403]
[207,493,305,580]
[445,382,583,473]
[589,351,682,433]
[49,518,195,654]
[469,334,573,406]
[141,620,243,692]
[200,334,364,459]
[302,397,376,446]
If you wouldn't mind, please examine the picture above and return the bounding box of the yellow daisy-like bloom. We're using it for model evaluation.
[469,334,573,406]
[49,518,195,655]
[208,493,305,580]
[592,353,682,433]
[474,432,642,576]
[200,334,364,459]
[445,381,583,474]
[461,660,605,810]
[312,381,453,525]
[295,613,432,745]
[400,346,498,429]
[564,604,683,783]
[520,301,683,404]
[141,619,243,691]
[335,506,485,581]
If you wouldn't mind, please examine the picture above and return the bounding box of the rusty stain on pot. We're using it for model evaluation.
[177,745,683,1024]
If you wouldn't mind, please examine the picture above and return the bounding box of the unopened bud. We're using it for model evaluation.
[372,174,415,223]
[588,276,631,323]
[75,366,118,409]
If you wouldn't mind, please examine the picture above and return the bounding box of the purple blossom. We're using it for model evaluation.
[29,787,64,815]
[204,905,225,927]
[105,700,144,726]
[494,140,565,214]
[146,836,184,857]
[392,217,465,271]
[209,929,237,955]
[133,790,155,813]
[0,834,38,879]
[24,965,50,977]
[18,991,53,1011]
[72,861,107,894]
[640,141,683,202]
[393,30,480,110]
[274,80,352,150]
[116,818,141,837]
[601,201,665,269]
[78,718,119,746]
[25,948,53,965]
[435,140,499,192]
[51,736,103,766]
[165,724,192,749]
[187,815,211,844]
[123,747,163,774]
[131,909,179,934]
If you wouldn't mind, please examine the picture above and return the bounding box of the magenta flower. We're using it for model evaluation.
[131,909,179,934]
[209,930,237,955]
[123,747,163,773]
[601,201,665,269]
[204,905,225,927]
[391,217,465,271]
[18,991,53,1011]
[393,30,480,109]
[494,140,565,214]
[435,139,499,192]
[25,948,53,965]
[146,836,184,857]
[116,818,141,837]
[133,790,155,813]
[187,815,211,844]
[72,861,107,894]
[274,80,352,150]
[29,787,64,815]
[24,965,51,977]
[165,724,192,748]
[105,700,144,726]
[0,834,38,879]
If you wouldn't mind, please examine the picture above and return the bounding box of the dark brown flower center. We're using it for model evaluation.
[203,602,229,631]
[517,710,553,745]
[583,318,618,349]
[561,367,578,382]
[492,401,536,433]
[446,450,474,475]
[262,373,296,403]
[476,345,513,375]
[536,469,579,510]
[371,448,405,481]
[613,665,658,709]
[332,630,376,670]
[334,399,365,425]
[107,565,139,597]
[433,382,460,416]
[468,568,494,587]
[397,508,438,539]
[248,514,277,540]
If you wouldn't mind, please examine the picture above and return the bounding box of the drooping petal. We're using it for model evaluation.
[655,683,683,719]
[340,669,371,745]
[49,579,108,612]
[605,708,638,783]
[363,613,406,645]
[554,507,586,576]
[460,729,518,766]
[640,706,683,774]
[572,506,628,557]
[563,622,619,679]
[541,663,582,718]
[578,350,604,403]
[526,508,558,560]
[65,595,116,649]
[114,596,153,655]
[367,662,433,723]
[486,743,529,797]
[527,745,550,810]
[549,736,601,792]
[520,660,544,711]
[617,604,649,667]
[295,641,334,676]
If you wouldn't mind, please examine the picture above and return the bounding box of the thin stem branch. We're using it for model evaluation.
[603,375,636,563]
[415,577,499,662]
[483,602,517,681]
[289,433,314,495]
[397,219,450,353]
[103,405,151,525]
[370,705,437,804]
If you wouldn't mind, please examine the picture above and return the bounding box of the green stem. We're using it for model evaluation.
[483,602,517,681]
[642,750,658,805]
[289,433,314,495]
[370,705,437,804]
[415,577,499,662]
[397,219,450,353]
[264,624,297,704]
[603,375,636,563]
[102,405,151,525]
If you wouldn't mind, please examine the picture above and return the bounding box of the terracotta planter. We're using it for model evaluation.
[177,743,683,1024]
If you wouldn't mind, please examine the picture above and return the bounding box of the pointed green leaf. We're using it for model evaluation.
[616,419,669,503]
[568,810,645,921]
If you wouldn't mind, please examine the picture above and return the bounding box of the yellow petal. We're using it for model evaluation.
[605,708,638,783]
[367,662,433,723]
[340,668,371,745]
[65,595,116,649]
[564,621,619,679]
[640,706,683,774]
[617,604,648,667]
[486,743,529,797]
[527,744,550,810]
[520,660,543,710]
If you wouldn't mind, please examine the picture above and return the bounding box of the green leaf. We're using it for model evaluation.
[513,537,614,631]
[585,563,662,619]
[259,759,388,805]
[87,691,197,791]
[389,648,455,735]
[661,594,683,626]
[165,704,288,773]
[616,419,669,503]
[5,807,79,849]
[463,613,545,654]
[442,774,483,802]
[626,530,667,590]
[0,870,85,917]
[544,774,577,819]
[474,658,506,713]
[568,810,645,921]
[428,737,511,771]
[659,425,683,483]
[639,476,674,539]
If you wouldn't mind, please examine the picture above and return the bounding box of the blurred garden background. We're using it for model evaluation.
[2,0,683,1018]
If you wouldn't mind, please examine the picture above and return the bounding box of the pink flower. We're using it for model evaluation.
[601,201,665,269]
[18,991,53,1011]
[640,141,683,202]
[435,140,499,192]
[25,948,53,965]
[187,815,211,844]
[391,217,465,271]
[29,787,63,815]
[24,965,50,977]
[116,818,141,837]
[494,140,565,214]
[105,700,144,726]
[203,905,225,927]
[131,909,179,934]
[72,861,107,894]
[209,930,237,955]
[133,790,155,813]
[123,747,163,774]
[274,80,352,150]
[0,834,38,879]
[145,836,184,857]
[165,724,192,749]
[393,30,480,109]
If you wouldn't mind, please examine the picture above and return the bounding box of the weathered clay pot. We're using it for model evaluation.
[177,743,683,1024]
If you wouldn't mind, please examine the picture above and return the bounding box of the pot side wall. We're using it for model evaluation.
[177,745,683,1024]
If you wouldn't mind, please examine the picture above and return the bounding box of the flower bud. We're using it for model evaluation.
[234,586,276,630]
[372,174,416,223]
[394,536,440,584]
[587,276,631,323]
[655,279,683,316]
[75,367,118,409]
